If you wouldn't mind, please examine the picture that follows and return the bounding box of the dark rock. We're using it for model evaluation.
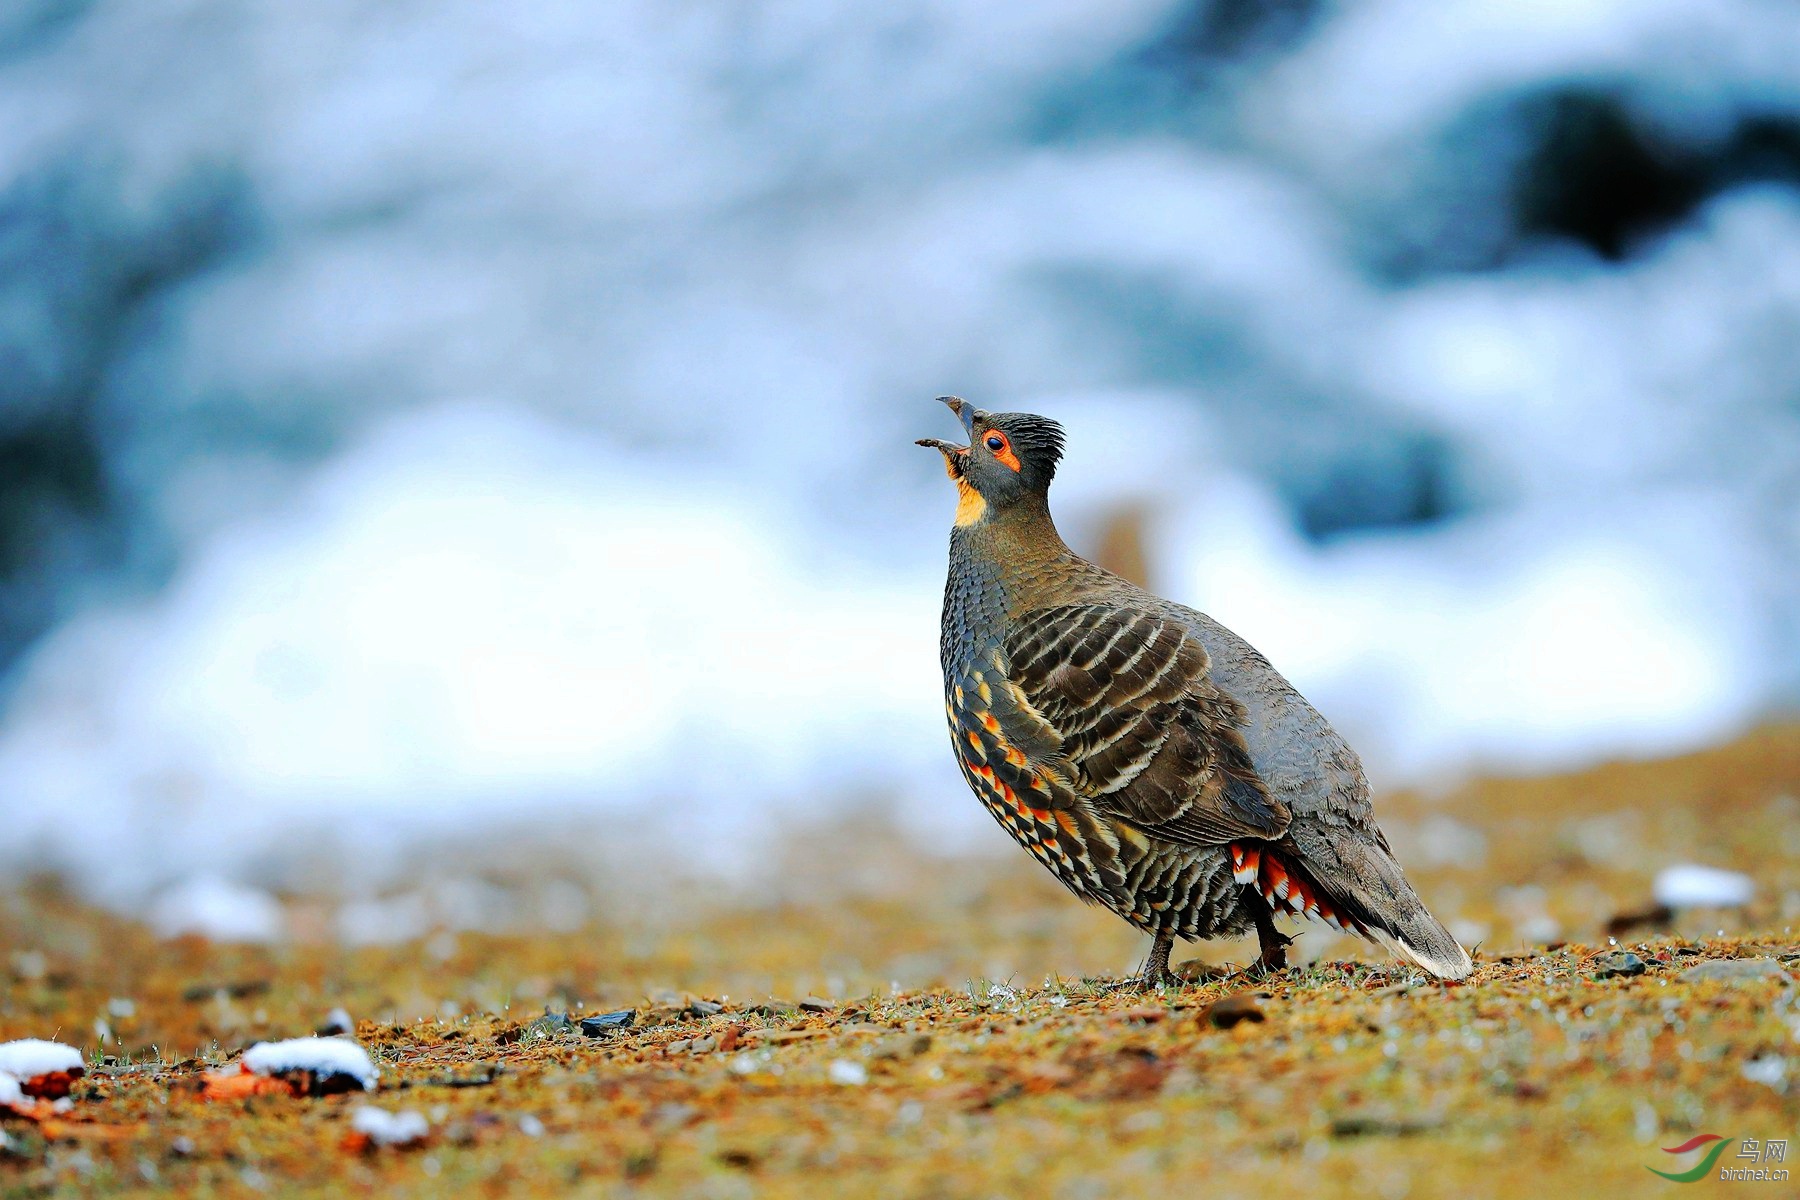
[1604,905,1673,938]
[870,1033,932,1060]
[1201,993,1267,1028]
[180,980,270,1003]
[1679,958,1793,985]
[686,999,723,1018]
[1592,951,1647,979]
[579,1009,637,1037]
[799,997,834,1013]
[1330,1109,1443,1137]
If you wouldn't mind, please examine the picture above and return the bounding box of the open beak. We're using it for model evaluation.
[915,436,968,477]
[915,395,976,477]
[939,394,978,437]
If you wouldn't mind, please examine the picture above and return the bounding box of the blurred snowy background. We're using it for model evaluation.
[0,1,1796,933]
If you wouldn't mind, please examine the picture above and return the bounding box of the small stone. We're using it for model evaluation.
[1679,958,1793,985]
[870,1033,932,1061]
[752,1028,827,1044]
[1592,951,1647,979]
[1330,1109,1443,1138]
[651,1102,701,1131]
[688,1036,717,1055]
[521,1011,574,1042]
[1201,993,1266,1029]
[747,1001,799,1017]
[1742,1055,1787,1089]
[429,1064,501,1088]
[800,997,834,1013]
[1604,905,1674,938]
[578,1009,636,1038]
[827,1060,868,1085]
[686,1000,724,1018]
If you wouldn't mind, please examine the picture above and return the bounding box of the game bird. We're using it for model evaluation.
[918,397,1472,985]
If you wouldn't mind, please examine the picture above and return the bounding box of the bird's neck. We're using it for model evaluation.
[948,497,1080,611]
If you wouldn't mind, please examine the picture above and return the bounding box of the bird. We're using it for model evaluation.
[917,397,1472,986]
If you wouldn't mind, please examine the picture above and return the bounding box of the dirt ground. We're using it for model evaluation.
[3,726,1798,1198]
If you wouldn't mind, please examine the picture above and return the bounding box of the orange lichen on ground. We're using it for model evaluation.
[0,725,1796,1197]
[199,1071,302,1102]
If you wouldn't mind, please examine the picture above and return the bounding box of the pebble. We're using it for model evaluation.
[1592,951,1647,979]
[686,999,723,1018]
[1330,1109,1443,1137]
[827,1060,868,1085]
[578,1009,636,1038]
[870,1033,932,1061]
[800,997,834,1013]
[1201,993,1266,1029]
[521,1011,574,1042]
[1679,958,1792,985]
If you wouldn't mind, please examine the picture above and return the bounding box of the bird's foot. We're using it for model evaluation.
[1131,965,1183,991]
[1242,907,1293,982]
[1224,943,1290,985]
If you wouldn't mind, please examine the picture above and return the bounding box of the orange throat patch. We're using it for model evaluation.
[953,477,987,526]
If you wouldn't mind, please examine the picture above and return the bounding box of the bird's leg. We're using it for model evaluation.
[1135,931,1178,989]
[1246,894,1293,978]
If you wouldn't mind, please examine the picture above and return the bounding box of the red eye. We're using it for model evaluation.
[984,431,1021,472]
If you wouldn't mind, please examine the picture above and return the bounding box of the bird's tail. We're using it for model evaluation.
[1232,840,1473,981]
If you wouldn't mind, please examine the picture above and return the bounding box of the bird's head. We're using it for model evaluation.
[917,397,1065,526]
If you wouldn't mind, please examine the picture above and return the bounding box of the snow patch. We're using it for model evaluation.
[149,877,286,943]
[1655,864,1755,909]
[0,1040,83,1082]
[241,1038,378,1090]
[350,1106,429,1146]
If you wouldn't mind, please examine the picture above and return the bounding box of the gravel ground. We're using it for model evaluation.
[2,726,1798,1197]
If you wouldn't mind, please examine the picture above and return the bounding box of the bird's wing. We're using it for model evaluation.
[997,603,1290,846]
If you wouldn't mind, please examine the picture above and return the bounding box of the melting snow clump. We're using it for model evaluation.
[0,1040,83,1081]
[242,1038,378,1091]
[1654,865,1754,908]
[149,877,286,943]
[350,1106,429,1146]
